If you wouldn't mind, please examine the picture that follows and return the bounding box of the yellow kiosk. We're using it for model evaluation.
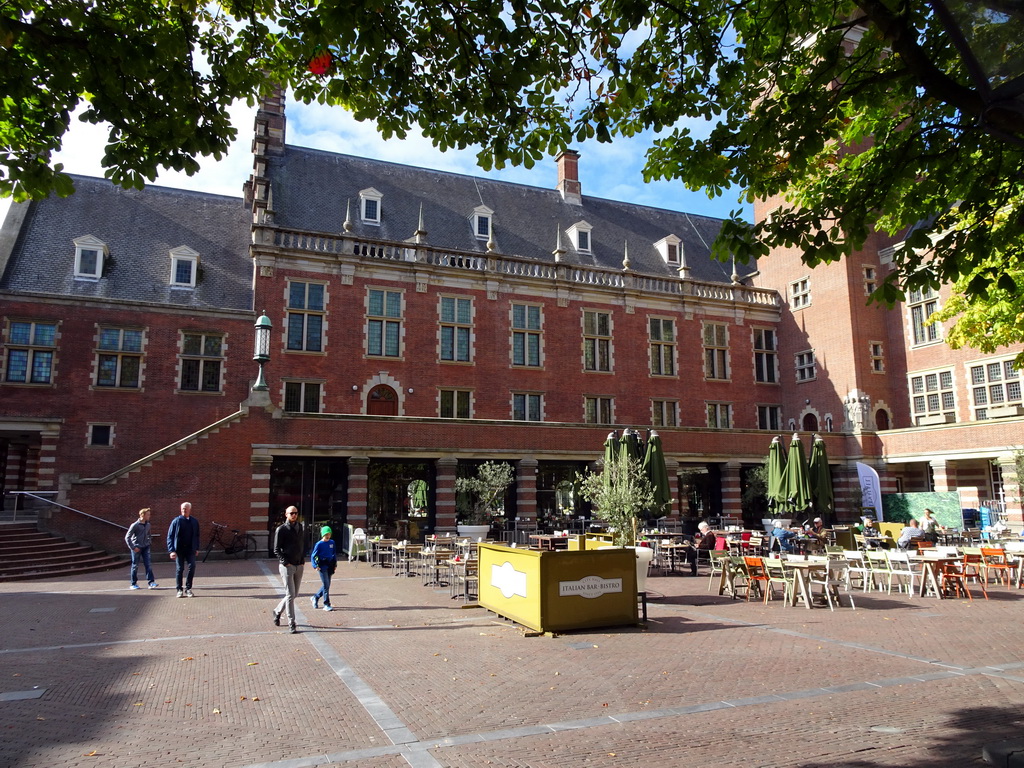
[476,543,638,633]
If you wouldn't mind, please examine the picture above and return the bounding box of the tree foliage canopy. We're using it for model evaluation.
[2,0,1022,349]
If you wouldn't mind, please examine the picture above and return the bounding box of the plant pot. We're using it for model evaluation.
[457,524,490,541]
[629,545,655,593]
[600,545,655,593]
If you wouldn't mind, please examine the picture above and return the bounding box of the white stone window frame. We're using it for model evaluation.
[706,401,733,429]
[752,326,778,384]
[567,220,593,253]
[863,265,877,296]
[472,205,494,241]
[789,276,811,309]
[869,340,885,373]
[795,349,816,382]
[282,379,324,413]
[512,391,544,422]
[654,235,682,266]
[86,422,115,448]
[169,246,200,288]
[359,187,383,224]
[702,321,730,381]
[74,235,107,280]
[439,388,473,419]
[584,395,614,424]
[756,404,781,431]
[651,399,678,427]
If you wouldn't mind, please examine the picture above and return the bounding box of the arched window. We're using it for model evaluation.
[367,385,398,415]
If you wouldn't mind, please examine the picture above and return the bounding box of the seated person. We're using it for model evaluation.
[808,517,828,540]
[857,516,880,536]
[897,519,924,550]
[770,519,797,553]
[686,521,717,575]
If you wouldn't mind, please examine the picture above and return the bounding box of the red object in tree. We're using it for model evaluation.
[308,48,333,75]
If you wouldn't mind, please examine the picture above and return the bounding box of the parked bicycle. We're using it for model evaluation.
[202,522,258,561]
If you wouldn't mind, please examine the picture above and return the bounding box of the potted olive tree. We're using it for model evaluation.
[455,461,515,539]
[577,452,657,591]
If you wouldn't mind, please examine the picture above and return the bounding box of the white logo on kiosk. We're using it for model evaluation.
[559,575,623,599]
[490,561,528,599]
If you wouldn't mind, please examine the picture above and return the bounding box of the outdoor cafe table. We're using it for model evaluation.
[657,541,692,572]
[910,554,960,598]
[782,559,834,609]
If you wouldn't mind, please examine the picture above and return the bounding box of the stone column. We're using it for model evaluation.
[516,458,538,524]
[664,458,680,520]
[721,460,742,523]
[249,453,273,552]
[346,456,369,530]
[434,456,458,534]
[996,454,1023,530]
[929,459,954,493]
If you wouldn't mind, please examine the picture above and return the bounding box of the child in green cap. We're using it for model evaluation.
[310,526,337,611]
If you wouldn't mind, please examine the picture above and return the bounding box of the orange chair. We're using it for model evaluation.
[981,548,1012,587]
[914,540,935,552]
[743,557,770,603]
[951,554,988,600]
[939,559,974,600]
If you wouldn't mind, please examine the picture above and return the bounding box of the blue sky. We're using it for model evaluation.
[0,96,750,224]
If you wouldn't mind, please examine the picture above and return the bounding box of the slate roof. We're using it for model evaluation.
[0,176,253,311]
[267,147,750,284]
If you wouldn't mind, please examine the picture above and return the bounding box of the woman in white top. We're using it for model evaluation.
[920,508,943,542]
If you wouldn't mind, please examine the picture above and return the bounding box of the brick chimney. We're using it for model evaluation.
[556,149,582,205]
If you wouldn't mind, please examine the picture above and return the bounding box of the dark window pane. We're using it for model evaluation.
[201,360,221,391]
[181,359,200,390]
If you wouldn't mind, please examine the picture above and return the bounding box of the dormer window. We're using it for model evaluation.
[169,246,199,288]
[473,205,493,241]
[567,221,593,253]
[655,235,682,266]
[74,235,107,280]
[360,187,382,224]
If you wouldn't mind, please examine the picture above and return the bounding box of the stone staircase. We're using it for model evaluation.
[0,522,125,582]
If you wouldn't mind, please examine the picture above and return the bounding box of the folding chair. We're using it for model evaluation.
[743,557,770,602]
[762,556,795,605]
[808,559,855,611]
[707,550,730,592]
[885,551,920,596]
[981,548,1012,587]
[866,550,894,594]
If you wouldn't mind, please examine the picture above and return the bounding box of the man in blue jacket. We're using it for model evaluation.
[166,502,201,598]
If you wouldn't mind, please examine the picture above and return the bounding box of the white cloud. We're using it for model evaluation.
[0,95,750,226]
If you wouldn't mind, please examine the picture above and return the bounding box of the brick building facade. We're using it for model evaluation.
[1,92,1021,552]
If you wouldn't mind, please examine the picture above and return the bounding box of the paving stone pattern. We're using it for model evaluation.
[1,559,1021,767]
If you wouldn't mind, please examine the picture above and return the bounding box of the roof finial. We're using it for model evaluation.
[731,253,740,284]
[413,203,427,243]
[553,226,566,262]
[343,198,353,232]
[622,240,631,271]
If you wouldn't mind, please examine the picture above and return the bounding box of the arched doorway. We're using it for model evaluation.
[875,409,890,430]
[802,413,819,431]
[367,385,398,415]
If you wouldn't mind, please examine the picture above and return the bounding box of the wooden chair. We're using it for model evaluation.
[808,559,855,611]
[866,550,894,593]
[913,540,935,553]
[843,550,872,591]
[981,547,1012,587]
[743,557,770,602]
[941,558,979,600]
[885,551,921,596]
[707,550,730,592]
[762,557,795,605]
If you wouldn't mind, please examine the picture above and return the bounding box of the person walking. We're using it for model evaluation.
[125,507,157,590]
[310,526,337,612]
[272,506,305,634]
[166,501,200,598]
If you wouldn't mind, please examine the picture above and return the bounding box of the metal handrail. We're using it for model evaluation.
[5,491,128,532]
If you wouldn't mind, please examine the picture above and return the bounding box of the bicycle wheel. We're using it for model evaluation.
[243,535,258,559]
[202,536,217,563]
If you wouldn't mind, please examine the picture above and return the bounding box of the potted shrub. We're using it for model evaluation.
[577,452,657,590]
[455,461,515,539]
